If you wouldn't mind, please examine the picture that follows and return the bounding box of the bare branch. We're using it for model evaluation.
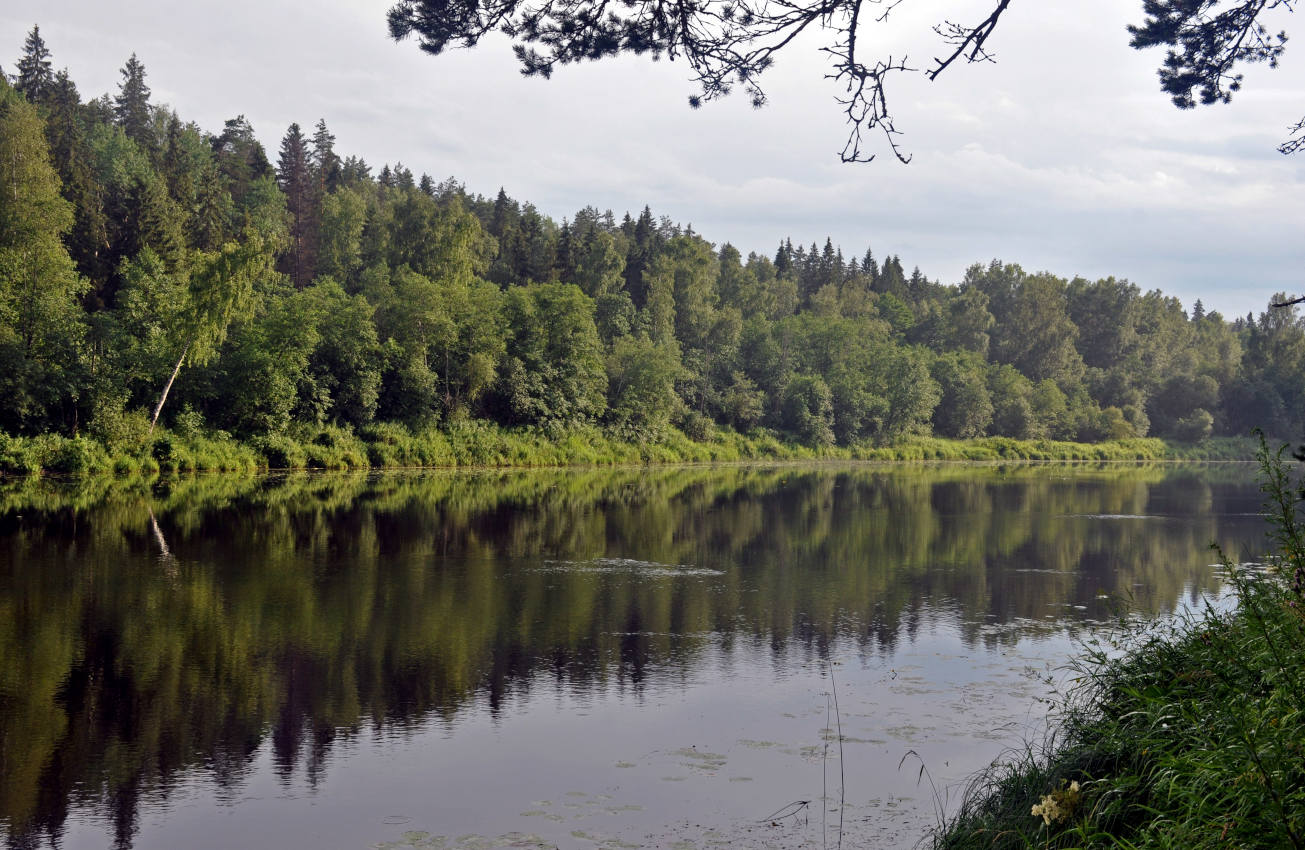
[927,0,1011,81]
[1279,113,1305,155]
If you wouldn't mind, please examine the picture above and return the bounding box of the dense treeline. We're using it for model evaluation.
[3,27,1303,453]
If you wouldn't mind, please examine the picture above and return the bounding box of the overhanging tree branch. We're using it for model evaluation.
[389,0,1300,160]
[1129,0,1299,153]
[927,0,1011,81]
[389,0,1017,162]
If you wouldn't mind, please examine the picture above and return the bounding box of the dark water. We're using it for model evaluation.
[0,463,1270,850]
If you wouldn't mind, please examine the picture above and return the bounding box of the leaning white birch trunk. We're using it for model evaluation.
[149,343,190,435]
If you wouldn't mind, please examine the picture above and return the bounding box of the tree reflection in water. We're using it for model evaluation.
[0,464,1266,848]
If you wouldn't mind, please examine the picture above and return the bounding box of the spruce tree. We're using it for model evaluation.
[42,69,109,290]
[114,53,153,152]
[212,115,272,205]
[861,247,880,288]
[190,163,234,251]
[311,118,341,193]
[277,122,318,288]
[14,25,54,104]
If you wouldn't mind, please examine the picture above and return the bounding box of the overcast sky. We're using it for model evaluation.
[3,0,1302,319]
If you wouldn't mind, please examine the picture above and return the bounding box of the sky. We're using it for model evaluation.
[3,0,1303,319]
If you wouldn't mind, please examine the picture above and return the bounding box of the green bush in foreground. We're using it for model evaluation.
[933,437,1305,850]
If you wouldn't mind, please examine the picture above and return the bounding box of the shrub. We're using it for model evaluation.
[255,434,307,469]
[45,437,111,476]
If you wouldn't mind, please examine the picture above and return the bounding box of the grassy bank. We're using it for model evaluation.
[0,424,1260,478]
[933,439,1305,850]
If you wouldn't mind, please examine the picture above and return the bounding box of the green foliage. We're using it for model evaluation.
[493,282,607,430]
[44,436,111,475]
[1172,408,1215,443]
[971,261,1085,385]
[0,80,88,434]
[931,352,993,439]
[605,335,682,441]
[781,373,835,446]
[87,395,151,453]
[302,278,382,426]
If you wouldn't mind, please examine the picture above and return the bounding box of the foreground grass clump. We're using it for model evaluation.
[934,439,1305,850]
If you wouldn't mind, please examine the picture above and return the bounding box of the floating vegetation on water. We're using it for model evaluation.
[538,557,725,577]
[672,746,728,772]
[569,829,640,848]
[375,831,553,849]
[1061,513,1167,520]
[736,738,780,749]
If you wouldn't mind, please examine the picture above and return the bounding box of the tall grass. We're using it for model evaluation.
[0,425,1261,478]
[932,436,1305,850]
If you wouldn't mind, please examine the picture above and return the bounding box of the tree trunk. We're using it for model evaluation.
[150,343,189,434]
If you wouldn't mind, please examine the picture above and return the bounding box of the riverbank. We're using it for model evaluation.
[0,423,1259,477]
[932,441,1305,850]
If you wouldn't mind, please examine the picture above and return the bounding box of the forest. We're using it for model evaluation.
[2,25,1303,465]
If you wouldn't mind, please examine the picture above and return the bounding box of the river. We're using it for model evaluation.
[0,463,1269,849]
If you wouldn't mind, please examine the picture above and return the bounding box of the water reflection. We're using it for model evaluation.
[0,464,1267,848]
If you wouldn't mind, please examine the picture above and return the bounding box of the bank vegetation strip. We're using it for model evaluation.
[0,423,1260,478]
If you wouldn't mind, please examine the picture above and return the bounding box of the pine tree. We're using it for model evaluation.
[774,238,794,276]
[392,162,415,189]
[489,187,518,238]
[277,122,318,288]
[340,155,371,186]
[161,114,196,209]
[623,206,657,307]
[122,175,185,272]
[310,118,341,193]
[212,115,272,205]
[861,247,880,288]
[42,69,109,291]
[114,53,153,152]
[190,163,234,251]
[14,25,54,104]
[555,219,573,281]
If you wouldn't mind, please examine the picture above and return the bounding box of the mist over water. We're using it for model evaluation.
[0,464,1268,849]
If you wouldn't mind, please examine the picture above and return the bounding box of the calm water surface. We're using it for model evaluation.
[0,463,1270,849]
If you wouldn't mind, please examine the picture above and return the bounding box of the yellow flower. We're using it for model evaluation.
[1031,796,1062,826]
[1031,780,1081,826]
